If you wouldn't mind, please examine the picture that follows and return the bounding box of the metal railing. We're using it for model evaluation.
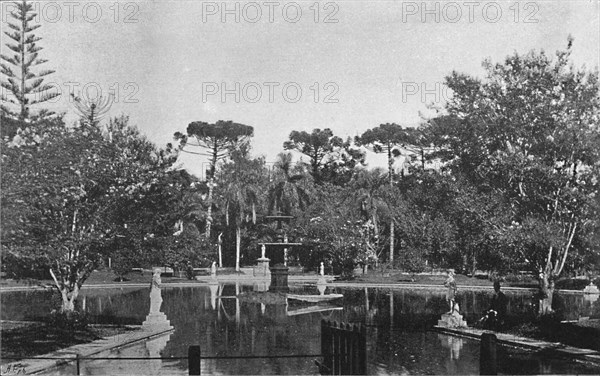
[2,349,324,375]
[2,320,378,375]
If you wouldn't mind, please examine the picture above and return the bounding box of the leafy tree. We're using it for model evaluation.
[428,38,600,314]
[294,184,375,278]
[1,0,59,122]
[1,116,178,312]
[174,120,254,238]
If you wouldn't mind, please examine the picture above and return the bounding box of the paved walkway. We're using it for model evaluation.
[434,325,600,365]
[3,325,174,375]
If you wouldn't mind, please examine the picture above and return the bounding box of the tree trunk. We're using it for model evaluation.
[218,232,223,267]
[205,141,219,238]
[470,254,477,277]
[20,8,26,120]
[387,145,395,267]
[50,267,81,313]
[538,272,555,316]
[235,226,241,272]
[62,290,77,312]
[389,222,394,266]
[58,284,79,312]
[205,178,214,238]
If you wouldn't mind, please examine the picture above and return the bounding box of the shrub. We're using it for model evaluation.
[331,253,357,280]
[47,309,89,332]
[555,278,593,290]
[1,251,52,280]
[397,247,427,274]
[186,262,194,280]
[112,253,135,282]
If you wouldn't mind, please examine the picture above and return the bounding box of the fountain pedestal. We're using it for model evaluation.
[583,283,599,294]
[270,265,290,293]
[255,257,271,277]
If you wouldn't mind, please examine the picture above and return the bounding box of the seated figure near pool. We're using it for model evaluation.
[479,281,508,330]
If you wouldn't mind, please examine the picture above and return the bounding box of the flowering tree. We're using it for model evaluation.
[428,38,600,314]
[1,116,178,312]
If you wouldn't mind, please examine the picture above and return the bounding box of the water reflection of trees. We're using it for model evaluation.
[2,284,597,374]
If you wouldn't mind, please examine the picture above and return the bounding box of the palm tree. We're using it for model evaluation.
[222,180,259,271]
[267,153,311,215]
[219,147,265,271]
[350,168,391,262]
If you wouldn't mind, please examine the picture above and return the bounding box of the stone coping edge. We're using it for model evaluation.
[4,325,174,375]
[0,280,585,295]
[433,326,600,366]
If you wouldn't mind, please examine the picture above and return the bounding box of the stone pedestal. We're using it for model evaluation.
[253,280,270,292]
[142,311,172,330]
[255,257,271,277]
[317,277,327,295]
[269,265,289,292]
[209,280,219,310]
[437,311,468,328]
[583,283,599,294]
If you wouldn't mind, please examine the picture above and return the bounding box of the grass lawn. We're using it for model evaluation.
[347,270,539,288]
[501,319,600,352]
[0,268,541,289]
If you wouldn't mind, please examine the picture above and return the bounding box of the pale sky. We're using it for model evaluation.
[2,0,599,177]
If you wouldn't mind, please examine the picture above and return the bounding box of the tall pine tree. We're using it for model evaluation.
[1,0,59,123]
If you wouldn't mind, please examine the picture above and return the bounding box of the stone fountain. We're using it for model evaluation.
[259,214,302,293]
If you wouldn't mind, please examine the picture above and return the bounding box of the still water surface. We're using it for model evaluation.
[2,283,599,375]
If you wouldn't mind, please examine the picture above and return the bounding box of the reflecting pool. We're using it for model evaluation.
[2,283,599,375]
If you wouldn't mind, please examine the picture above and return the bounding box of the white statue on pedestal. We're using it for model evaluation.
[142,269,172,330]
[319,262,325,276]
[261,244,266,259]
[149,269,162,314]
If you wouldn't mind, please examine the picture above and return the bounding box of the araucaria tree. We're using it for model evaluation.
[174,121,254,238]
[428,38,600,315]
[283,128,344,183]
[355,123,412,265]
[1,0,59,121]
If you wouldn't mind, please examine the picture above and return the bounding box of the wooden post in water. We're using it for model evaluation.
[189,345,201,375]
[358,323,367,375]
[480,333,497,375]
